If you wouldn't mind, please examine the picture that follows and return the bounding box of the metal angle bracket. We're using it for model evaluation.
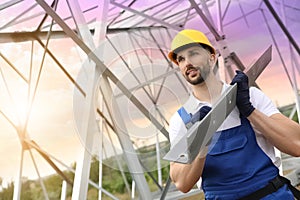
[163,84,237,163]
[247,45,272,86]
[163,45,272,163]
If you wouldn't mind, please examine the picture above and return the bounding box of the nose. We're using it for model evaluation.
[184,59,193,69]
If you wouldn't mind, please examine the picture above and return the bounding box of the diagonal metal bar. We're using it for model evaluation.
[36,0,57,31]
[0,52,28,83]
[0,3,38,30]
[147,30,173,102]
[128,32,154,97]
[228,52,246,71]
[107,0,137,27]
[130,0,183,28]
[146,4,195,27]
[0,110,18,129]
[1,104,72,197]
[199,0,216,28]
[160,175,172,200]
[1,109,74,188]
[0,0,23,10]
[21,19,55,136]
[28,149,50,200]
[189,0,223,41]
[164,46,273,163]
[35,0,169,140]
[158,3,200,25]
[107,34,171,129]
[110,0,170,26]
[181,5,192,27]
[103,122,131,195]
[221,0,231,21]
[41,5,99,30]
[105,35,156,103]
[24,139,119,199]
[129,29,189,96]
[263,0,300,55]
[0,65,25,126]
[223,8,259,27]
[247,45,272,86]
[114,69,178,98]
[28,140,74,186]
[237,0,249,28]
[110,0,182,31]
[66,1,152,199]
[96,108,115,132]
[35,37,86,96]
[260,10,294,89]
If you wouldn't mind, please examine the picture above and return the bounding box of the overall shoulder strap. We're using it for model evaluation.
[177,106,193,129]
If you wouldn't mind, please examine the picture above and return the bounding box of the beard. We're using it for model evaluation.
[185,63,211,85]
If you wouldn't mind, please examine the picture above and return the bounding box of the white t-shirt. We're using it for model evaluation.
[169,84,281,167]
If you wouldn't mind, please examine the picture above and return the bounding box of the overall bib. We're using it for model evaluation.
[177,107,294,200]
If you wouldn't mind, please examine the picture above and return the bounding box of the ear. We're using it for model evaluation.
[209,54,216,64]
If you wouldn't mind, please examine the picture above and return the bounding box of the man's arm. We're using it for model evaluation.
[248,110,300,157]
[169,106,211,193]
[170,148,207,193]
[231,70,300,157]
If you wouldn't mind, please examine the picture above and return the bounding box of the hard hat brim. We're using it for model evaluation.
[168,43,215,65]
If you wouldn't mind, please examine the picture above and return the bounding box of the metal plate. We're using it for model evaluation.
[163,84,237,163]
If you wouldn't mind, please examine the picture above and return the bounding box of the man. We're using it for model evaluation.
[168,29,300,199]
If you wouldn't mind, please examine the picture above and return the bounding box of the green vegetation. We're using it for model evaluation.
[0,142,170,200]
[279,104,299,123]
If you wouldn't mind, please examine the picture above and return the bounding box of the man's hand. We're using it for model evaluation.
[190,106,211,124]
[230,70,255,117]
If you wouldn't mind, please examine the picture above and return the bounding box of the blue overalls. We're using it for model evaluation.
[177,106,294,200]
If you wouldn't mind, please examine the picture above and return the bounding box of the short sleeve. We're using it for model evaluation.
[249,87,280,117]
[169,112,188,149]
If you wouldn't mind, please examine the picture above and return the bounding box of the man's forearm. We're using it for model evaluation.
[170,148,207,193]
[248,109,300,157]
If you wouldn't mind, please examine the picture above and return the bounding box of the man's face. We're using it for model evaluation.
[176,46,213,85]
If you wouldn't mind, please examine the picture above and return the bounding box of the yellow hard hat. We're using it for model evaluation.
[168,29,216,65]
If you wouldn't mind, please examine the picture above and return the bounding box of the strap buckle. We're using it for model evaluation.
[270,176,283,191]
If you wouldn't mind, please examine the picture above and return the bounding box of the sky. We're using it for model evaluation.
[0,0,299,191]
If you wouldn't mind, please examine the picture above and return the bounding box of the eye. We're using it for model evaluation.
[177,56,184,63]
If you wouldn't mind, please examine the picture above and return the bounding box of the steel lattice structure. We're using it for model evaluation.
[0,0,299,199]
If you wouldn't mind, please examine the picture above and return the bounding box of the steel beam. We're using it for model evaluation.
[110,0,182,31]
[0,0,23,11]
[66,0,105,199]
[35,0,169,141]
[189,0,222,41]
[63,0,152,199]
[13,148,24,200]
[263,0,300,55]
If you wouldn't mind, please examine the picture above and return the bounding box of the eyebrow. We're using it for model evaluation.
[177,48,200,59]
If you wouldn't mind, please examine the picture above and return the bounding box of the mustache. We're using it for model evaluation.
[185,66,199,75]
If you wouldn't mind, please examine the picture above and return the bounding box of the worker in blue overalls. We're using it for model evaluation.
[168,29,300,199]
